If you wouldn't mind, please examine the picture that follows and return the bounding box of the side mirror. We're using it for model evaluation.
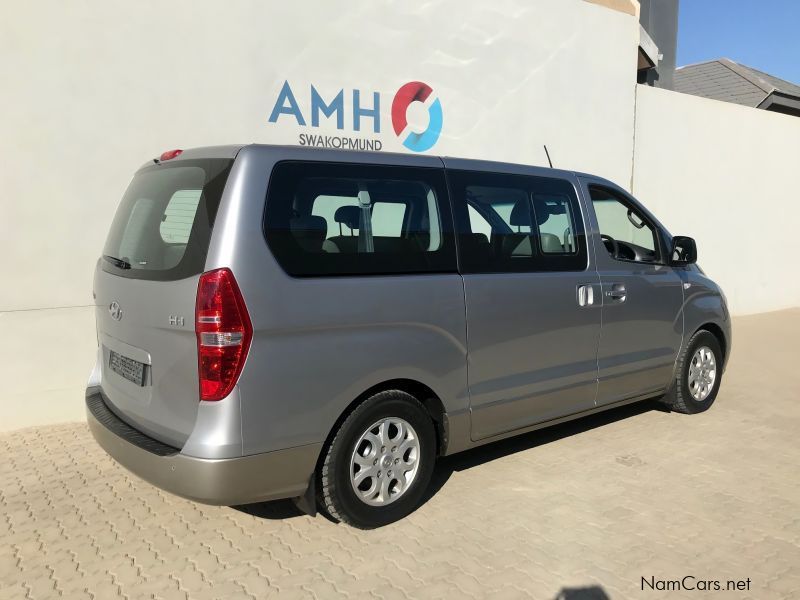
[670,236,697,266]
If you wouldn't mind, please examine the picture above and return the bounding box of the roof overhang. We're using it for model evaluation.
[757,91,800,117]
[638,24,660,70]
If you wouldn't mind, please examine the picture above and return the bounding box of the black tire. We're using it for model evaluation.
[664,330,723,414]
[317,390,436,528]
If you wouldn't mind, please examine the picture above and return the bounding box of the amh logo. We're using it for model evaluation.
[391,82,443,153]
[268,82,381,133]
[267,80,443,153]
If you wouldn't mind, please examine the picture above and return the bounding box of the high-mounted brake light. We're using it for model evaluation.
[195,268,252,401]
[159,149,183,161]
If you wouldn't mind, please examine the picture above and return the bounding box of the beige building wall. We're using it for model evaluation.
[0,0,639,430]
[631,85,800,316]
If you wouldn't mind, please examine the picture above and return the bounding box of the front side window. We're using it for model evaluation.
[265,162,455,276]
[589,186,659,263]
[449,170,587,273]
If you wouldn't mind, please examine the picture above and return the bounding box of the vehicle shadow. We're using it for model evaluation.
[233,498,306,520]
[554,586,611,599]
[421,398,666,506]
[234,398,666,522]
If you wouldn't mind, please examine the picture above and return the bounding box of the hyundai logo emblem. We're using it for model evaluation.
[109,301,123,321]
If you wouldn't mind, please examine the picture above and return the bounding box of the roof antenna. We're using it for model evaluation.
[543,144,554,168]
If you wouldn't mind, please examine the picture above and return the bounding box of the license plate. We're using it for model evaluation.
[109,350,146,386]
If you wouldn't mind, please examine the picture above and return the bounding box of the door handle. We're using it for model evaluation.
[605,283,627,302]
[577,284,595,307]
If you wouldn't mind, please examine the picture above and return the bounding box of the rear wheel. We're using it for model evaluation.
[664,330,723,414]
[318,390,436,528]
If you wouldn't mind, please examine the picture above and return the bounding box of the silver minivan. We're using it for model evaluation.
[87,144,730,528]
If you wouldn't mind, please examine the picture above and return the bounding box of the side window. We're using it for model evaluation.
[370,202,407,237]
[533,193,578,254]
[264,162,456,276]
[449,170,587,273]
[589,186,659,263]
[160,189,203,244]
[466,204,492,243]
[310,197,410,244]
[466,184,535,270]
[311,195,358,239]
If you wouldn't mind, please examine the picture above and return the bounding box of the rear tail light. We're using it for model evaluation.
[195,268,252,401]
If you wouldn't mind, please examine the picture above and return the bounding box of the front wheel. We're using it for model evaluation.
[318,390,436,528]
[664,330,723,414]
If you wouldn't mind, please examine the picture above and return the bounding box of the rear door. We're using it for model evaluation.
[581,180,684,405]
[445,162,602,441]
[94,155,233,447]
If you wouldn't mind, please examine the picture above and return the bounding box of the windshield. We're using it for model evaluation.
[102,158,232,280]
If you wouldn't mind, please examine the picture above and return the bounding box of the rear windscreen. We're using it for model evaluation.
[101,158,233,280]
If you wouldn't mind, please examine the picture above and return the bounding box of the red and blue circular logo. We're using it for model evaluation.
[391,82,443,153]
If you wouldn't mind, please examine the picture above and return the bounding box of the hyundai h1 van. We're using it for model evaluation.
[86,145,730,528]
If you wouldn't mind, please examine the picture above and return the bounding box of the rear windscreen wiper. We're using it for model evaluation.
[103,254,132,269]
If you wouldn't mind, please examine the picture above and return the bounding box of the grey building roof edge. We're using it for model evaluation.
[715,58,774,95]
[674,58,800,109]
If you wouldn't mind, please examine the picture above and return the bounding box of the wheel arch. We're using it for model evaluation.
[317,378,449,472]
[695,322,728,368]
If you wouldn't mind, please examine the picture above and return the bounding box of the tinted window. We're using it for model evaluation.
[533,193,578,254]
[589,186,659,263]
[102,159,232,281]
[371,202,407,237]
[311,194,358,239]
[449,170,587,273]
[467,204,492,241]
[264,162,456,276]
[160,190,203,243]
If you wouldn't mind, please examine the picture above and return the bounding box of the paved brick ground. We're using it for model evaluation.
[2,310,799,599]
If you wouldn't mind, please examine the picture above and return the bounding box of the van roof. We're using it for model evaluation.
[149,143,612,186]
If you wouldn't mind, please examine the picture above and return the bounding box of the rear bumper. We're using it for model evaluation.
[85,388,320,505]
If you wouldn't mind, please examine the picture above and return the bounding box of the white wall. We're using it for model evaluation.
[4,2,798,432]
[632,85,800,315]
[0,0,639,429]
